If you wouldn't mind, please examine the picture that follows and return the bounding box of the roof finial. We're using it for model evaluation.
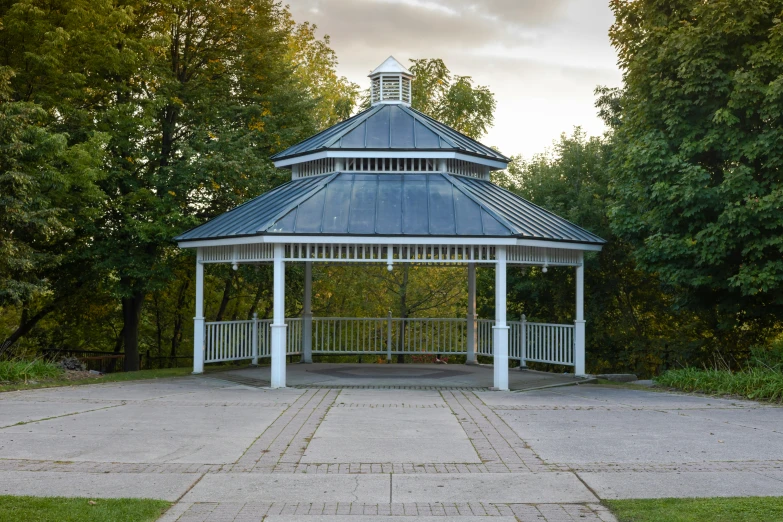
[369,56,413,106]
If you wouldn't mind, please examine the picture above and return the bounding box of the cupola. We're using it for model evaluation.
[369,56,413,105]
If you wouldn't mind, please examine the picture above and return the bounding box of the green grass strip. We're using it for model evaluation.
[0,496,171,522]
[0,359,62,383]
[606,497,783,522]
[655,367,783,403]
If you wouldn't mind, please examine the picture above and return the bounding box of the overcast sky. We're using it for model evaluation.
[287,0,622,159]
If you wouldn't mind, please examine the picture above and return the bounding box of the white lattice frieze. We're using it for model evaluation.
[286,243,496,263]
[507,245,582,266]
[202,243,581,266]
[200,244,274,264]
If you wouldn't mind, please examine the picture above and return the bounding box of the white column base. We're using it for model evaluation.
[271,324,287,388]
[193,317,205,374]
[574,320,586,377]
[492,325,510,391]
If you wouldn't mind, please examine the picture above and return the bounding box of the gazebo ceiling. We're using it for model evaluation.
[270,104,509,165]
[175,172,605,245]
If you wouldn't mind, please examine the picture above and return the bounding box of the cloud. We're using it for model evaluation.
[286,0,621,156]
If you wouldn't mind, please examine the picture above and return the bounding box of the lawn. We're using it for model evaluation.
[606,497,783,522]
[0,496,171,522]
[0,363,248,393]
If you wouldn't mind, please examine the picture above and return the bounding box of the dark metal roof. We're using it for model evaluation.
[176,173,605,245]
[270,104,509,163]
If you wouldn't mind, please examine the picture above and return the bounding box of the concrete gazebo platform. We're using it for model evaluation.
[206,363,592,391]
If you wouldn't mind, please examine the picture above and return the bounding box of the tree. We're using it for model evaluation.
[492,129,763,376]
[408,58,496,140]
[606,0,783,327]
[0,0,347,365]
[0,67,106,355]
[285,21,359,129]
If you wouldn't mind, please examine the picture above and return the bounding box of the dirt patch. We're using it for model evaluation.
[60,370,104,381]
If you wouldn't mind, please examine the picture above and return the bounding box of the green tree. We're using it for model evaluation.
[606,0,783,327]
[492,129,760,376]
[0,67,106,354]
[409,58,496,139]
[285,21,359,129]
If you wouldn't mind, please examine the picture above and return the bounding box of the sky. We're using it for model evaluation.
[286,0,623,159]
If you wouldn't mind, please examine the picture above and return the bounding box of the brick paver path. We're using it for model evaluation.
[6,372,782,521]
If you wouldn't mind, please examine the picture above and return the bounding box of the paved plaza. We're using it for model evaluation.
[0,364,782,521]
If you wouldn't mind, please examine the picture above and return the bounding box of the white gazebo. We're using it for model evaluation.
[176,57,605,390]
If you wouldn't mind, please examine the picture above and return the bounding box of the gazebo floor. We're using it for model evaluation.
[204,363,592,391]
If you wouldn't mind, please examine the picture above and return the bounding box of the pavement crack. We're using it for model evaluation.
[0,403,126,429]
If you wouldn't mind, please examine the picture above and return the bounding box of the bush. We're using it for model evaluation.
[0,359,63,383]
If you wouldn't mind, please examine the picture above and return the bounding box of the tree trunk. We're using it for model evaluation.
[214,273,234,322]
[396,266,410,364]
[170,279,190,360]
[122,293,145,371]
[0,300,60,357]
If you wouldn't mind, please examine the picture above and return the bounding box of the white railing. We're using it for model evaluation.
[522,320,574,366]
[477,319,494,356]
[205,316,301,363]
[205,319,256,363]
[392,318,466,355]
[203,316,574,366]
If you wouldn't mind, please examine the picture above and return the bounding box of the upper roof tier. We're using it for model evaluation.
[271,103,509,168]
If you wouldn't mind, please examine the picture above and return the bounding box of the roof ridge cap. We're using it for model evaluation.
[408,107,511,162]
[453,175,607,244]
[322,104,385,149]
[400,105,459,149]
[443,173,518,235]
[256,173,340,233]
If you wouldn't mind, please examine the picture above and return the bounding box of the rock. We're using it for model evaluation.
[597,373,638,382]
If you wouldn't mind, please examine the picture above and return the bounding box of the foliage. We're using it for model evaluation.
[0,1,352,363]
[606,497,783,522]
[655,367,783,403]
[0,65,106,354]
[606,0,783,324]
[409,58,496,139]
[0,496,170,522]
[0,358,61,383]
[285,21,359,129]
[490,129,760,377]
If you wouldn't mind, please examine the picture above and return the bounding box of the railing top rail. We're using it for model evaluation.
[205,320,254,326]
[514,322,575,328]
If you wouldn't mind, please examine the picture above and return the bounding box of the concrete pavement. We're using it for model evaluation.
[0,364,781,521]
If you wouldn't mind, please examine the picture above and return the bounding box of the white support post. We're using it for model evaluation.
[493,246,509,391]
[302,261,313,363]
[271,244,287,388]
[386,310,393,362]
[251,313,259,366]
[574,251,586,377]
[466,263,477,364]
[519,314,528,369]
[193,248,205,374]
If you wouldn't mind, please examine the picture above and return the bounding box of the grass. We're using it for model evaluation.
[0,366,191,393]
[655,367,783,403]
[606,497,783,522]
[0,496,170,522]
[0,359,62,383]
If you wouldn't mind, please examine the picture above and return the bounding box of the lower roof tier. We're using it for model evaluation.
[175,173,606,245]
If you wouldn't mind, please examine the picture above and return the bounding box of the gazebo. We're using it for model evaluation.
[175,57,605,390]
